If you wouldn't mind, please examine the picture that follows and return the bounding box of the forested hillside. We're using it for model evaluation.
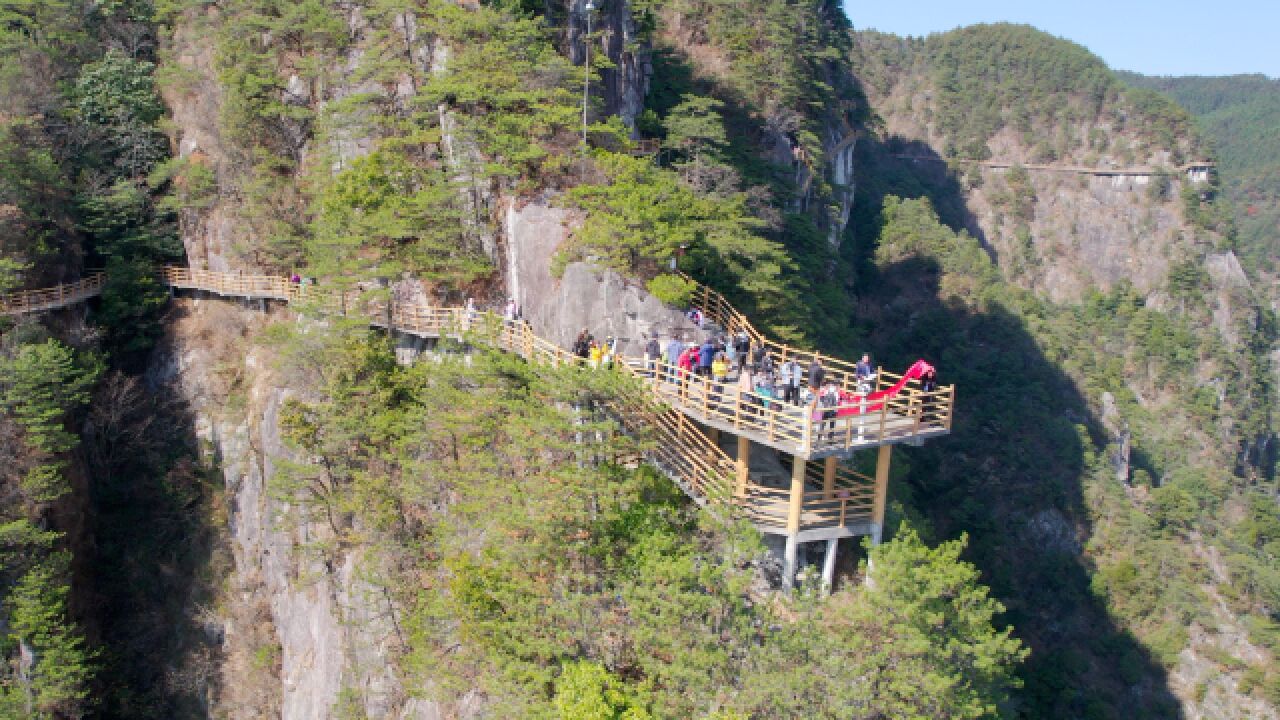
[0,1,1025,718]
[848,23,1279,719]
[1119,71,1280,276]
[0,0,221,715]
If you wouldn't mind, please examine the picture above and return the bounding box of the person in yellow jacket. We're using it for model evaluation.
[589,341,603,369]
[711,353,729,383]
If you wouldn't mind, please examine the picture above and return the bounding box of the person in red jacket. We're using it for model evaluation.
[677,344,696,390]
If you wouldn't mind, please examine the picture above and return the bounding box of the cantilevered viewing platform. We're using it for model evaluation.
[4,266,956,588]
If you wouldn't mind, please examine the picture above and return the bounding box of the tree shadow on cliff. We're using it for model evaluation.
[849,134,994,265]
[82,301,229,717]
[856,253,1183,717]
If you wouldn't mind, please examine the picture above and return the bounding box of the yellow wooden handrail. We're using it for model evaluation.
[0,272,107,316]
[679,271,954,448]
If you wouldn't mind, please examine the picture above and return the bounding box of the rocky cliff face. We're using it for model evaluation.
[157,8,430,717]
[850,41,1262,356]
[150,298,444,719]
[503,199,700,354]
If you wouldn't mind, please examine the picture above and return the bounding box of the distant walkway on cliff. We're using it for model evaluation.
[891,154,1215,180]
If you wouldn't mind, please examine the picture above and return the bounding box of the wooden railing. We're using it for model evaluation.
[740,460,877,533]
[162,266,952,456]
[626,355,952,457]
[0,273,106,316]
[685,274,955,450]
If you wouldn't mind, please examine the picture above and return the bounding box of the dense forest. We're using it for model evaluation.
[0,3,1277,720]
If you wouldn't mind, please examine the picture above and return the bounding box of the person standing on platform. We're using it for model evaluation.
[643,333,660,378]
[808,358,825,392]
[699,337,716,378]
[855,353,875,392]
[780,358,799,405]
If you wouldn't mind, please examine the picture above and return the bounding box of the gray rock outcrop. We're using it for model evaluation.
[503,199,703,356]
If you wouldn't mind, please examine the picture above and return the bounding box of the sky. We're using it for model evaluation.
[843,0,1279,79]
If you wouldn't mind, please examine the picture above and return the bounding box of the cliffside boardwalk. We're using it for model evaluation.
[2,267,955,587]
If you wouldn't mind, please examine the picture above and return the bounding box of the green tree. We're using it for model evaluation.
[309,147,491,284]
[0,339,101,457]
[1,558,94,718]
[552,661,651,720]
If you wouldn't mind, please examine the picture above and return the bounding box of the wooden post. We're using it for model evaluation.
[801,399,813,455]
[783,454,806,589]
[736,434,750,497]
[786,455,805,535]
[872,445,892,545]
[823,456,836,500]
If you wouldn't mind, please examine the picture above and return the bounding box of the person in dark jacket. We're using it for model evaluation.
[808,358,825,391]
[643,334,661,377]
[699,339,716,377]
[572,329,591,359]
[734,332,751,371]
[855,351,875,389]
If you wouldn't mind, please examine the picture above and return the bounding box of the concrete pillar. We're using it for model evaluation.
[823,456,836,499]
[783,455,806,589]
[783,534,798,591]
[821,537,839,590]
[735,435,750,497]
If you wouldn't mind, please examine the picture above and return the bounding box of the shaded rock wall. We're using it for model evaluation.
[565,0,651,133]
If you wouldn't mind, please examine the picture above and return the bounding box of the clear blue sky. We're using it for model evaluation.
[843,0,1278,78]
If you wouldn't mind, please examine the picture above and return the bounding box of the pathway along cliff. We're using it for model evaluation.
[2,267,954,586]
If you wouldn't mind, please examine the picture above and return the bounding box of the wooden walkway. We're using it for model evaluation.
[1,266,957,539]
[0,273,106,315]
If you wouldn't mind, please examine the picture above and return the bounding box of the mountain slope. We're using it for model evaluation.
[1119,71,1280,275]
[847,22,1278,720]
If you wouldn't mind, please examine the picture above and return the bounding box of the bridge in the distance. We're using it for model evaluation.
[893,154,1215,181]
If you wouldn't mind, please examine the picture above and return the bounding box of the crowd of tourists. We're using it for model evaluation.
[570,322,908,428]
[572,328,621,369]
[562,306,939,445]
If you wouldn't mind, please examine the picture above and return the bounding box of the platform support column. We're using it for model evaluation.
[871,445,892,545]
[823,456,836,499]
[783,455,806,589]
[821,537,838,591]
[735,435,750,497]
